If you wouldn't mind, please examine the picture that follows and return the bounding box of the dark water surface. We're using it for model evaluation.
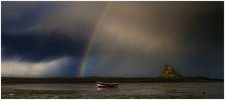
[2,82,223,99]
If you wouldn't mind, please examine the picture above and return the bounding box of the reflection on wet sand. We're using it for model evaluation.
[97,87,119,91]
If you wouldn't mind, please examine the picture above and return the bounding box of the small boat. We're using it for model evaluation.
[96,82,119,88]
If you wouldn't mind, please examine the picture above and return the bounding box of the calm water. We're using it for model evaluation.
[2,82,223,99]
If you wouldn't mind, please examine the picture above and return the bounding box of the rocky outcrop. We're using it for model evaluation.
[160,64,182,79]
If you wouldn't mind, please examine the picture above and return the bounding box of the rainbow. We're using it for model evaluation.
[78,3,111,77]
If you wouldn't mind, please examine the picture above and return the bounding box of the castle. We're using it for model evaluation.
[160,64,182,79]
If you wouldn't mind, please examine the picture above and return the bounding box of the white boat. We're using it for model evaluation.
[96,82,119,88]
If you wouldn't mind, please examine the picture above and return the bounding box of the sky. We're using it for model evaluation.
[1,1,224,79]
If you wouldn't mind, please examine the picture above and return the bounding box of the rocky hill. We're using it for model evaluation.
[160,64,182,79]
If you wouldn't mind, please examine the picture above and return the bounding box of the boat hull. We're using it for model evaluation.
[96,82,119,88]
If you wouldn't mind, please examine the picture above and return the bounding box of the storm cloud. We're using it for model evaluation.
[1,1,224,78]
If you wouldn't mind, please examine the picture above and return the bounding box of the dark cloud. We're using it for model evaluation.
[2,32,86,62]
[2,2,55,33]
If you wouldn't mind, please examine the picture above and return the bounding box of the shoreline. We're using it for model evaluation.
[2,77,223,84]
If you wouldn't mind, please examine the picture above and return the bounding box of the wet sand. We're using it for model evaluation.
[2,82,223,99]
